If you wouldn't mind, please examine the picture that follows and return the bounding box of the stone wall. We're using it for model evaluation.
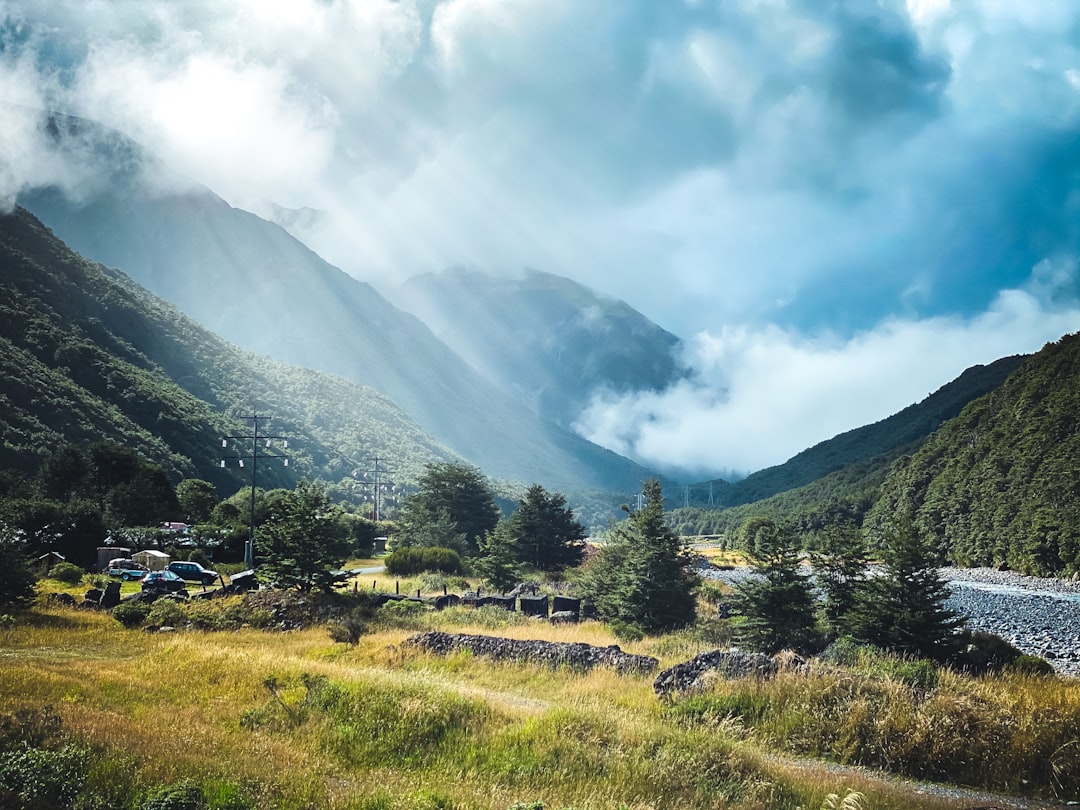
[405,631,659,674]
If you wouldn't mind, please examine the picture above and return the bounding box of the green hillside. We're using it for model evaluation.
[0,205,458,492]
[695,355,1025,509]
[21,112,654,492]
[867,332,1080,575]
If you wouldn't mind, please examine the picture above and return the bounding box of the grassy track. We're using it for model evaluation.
[0,593,1074,809]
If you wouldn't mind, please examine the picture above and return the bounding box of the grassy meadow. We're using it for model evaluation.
[1,579,1078,809]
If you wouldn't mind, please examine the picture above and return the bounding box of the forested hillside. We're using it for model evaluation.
[21,113,653,492]
[0,206,458,491]
[867,332,1080,575]
[695,355,1026,508]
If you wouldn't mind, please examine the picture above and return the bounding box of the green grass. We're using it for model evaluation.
[1,589,1071,809]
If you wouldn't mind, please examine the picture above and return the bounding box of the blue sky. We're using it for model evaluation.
[2,0,1079,476]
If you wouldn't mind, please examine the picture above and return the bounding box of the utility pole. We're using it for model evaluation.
[221,414,289,569]
[355,455,396,521]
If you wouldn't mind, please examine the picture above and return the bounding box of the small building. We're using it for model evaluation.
[97,546,132,573]
[133,549,171,571]
[35,551,66,575]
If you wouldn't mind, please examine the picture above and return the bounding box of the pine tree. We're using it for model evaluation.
[473,521,523,593]
[509,484,586,571]
[582,479,696,635]
[734,517,819,653]
[848,517,965,660]
[809,522,867,638]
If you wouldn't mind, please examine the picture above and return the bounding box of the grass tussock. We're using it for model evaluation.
[0,592,1041,809]
[666,655,1080,800]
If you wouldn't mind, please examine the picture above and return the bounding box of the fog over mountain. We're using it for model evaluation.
[2,1,1080,476]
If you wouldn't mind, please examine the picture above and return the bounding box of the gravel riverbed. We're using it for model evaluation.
[700,564,1080,675]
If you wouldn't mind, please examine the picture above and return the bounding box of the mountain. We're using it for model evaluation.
[697,355,1027,508]
[666,353,1028,537]
[867,332,1080,575]
[18,112,653,492]
[392,267,687,428]
[0,204,460,492]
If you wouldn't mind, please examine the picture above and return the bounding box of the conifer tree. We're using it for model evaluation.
[848,516,965,660]
[734,517,819,653]
[509,484,586,571]
[582,479,696,635]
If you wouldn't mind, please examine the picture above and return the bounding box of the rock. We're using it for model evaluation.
[47,592,76,607]
[99,582,121,609]
[653,650,780,697]
[404,631,658,674]
[549,610,578,624]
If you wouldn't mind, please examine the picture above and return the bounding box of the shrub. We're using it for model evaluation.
[113,601,151,628]
[0,742,92,808]
[1008,654,1055,676]
[49,561,86,585]
[385,547,463,576]
[147,598,188,628]
[328,609,368,645]
[141,779,204,810]
[950,630,1023,674]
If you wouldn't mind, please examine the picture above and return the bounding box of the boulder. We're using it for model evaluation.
[99,582,122,609]
[653,649,780,697]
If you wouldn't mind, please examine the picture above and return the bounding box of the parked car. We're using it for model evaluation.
[107,559,149,581]
[141,570,187,592]
[166,561,220,585]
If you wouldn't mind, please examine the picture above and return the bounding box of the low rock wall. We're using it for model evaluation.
[404,631,659,674]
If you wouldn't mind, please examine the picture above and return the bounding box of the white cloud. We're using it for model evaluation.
[575,269,1080,476]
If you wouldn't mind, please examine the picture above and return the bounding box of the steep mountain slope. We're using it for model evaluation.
[868,332,1080,575]
[393,267,686,428]
[0,205,458,490]
[694,355,1026,508]
[20,112,651,491]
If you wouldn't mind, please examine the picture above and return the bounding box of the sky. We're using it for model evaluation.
[1,0,1079,477]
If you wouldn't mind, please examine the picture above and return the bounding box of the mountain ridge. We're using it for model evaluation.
[19,112,654,492]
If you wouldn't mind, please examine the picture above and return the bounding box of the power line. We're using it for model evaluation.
[221,413,289,568]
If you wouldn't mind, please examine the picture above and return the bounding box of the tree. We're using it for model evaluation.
[847,516,965,660]
[808,522,867,638]
[473,521,523,593]
[733,517,819,654]
[581,479,696,635]
[509,484,586,571]
[257,481,352,592]
[176,479,218,524]
[395,462,500,555]
[0,539,36,609]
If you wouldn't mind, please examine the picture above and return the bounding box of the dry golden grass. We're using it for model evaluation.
[0,596,1030,810]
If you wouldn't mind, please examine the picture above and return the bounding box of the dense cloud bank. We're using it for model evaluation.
[2,1,1079,474]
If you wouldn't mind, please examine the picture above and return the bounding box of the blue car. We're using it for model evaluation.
[141,570,187,592]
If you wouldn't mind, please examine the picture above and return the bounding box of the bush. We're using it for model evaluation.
[113,601,151,628]
[1008,654,1055,676]
[328,608,368,645]
[141,779,204,810]
[0,742,92,808]
[147,598,188,628]
[48,561,86,585]
[385,547,463,576]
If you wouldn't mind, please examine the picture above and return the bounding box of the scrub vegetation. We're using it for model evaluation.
[2,587,1079,810]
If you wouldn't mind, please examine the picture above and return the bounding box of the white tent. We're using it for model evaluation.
[133,549,171,571]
